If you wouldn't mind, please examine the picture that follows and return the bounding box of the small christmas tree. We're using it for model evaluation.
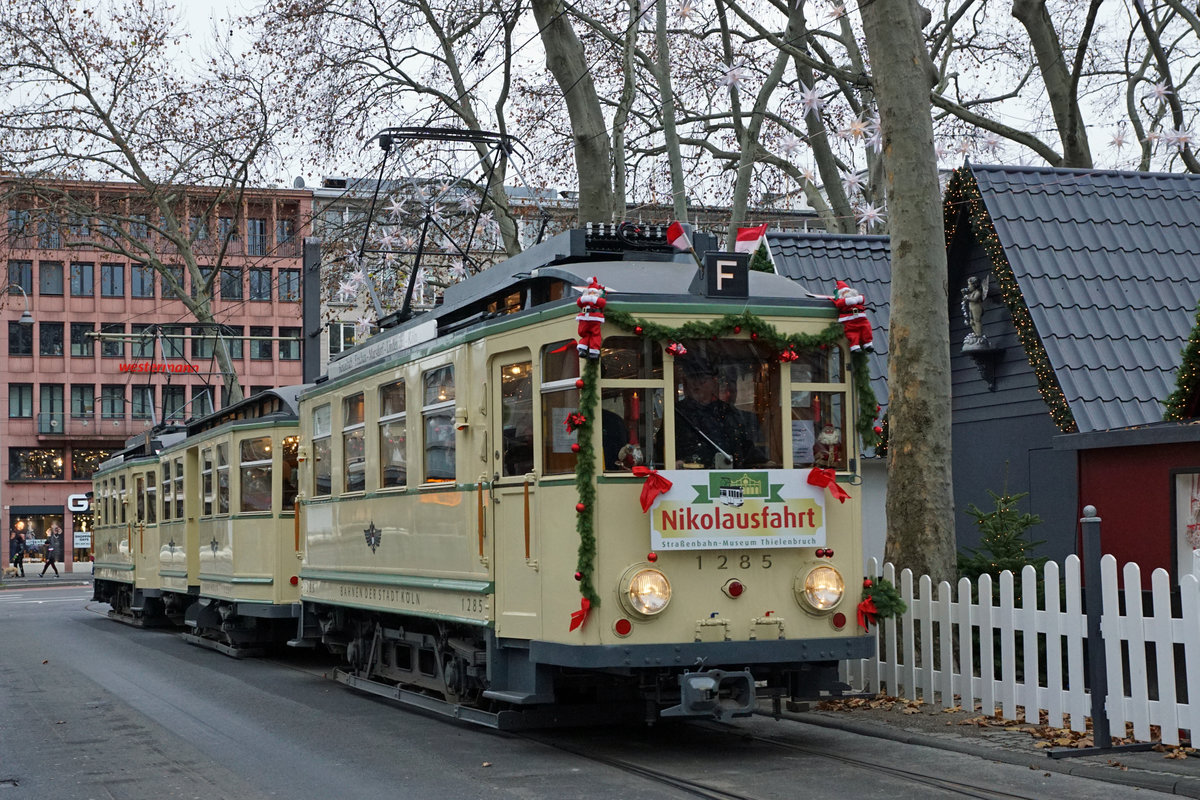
[957,489,1046,580]
[748,242,773,273]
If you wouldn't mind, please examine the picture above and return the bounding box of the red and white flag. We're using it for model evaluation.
[666,221,690,251]
[734,223,768,253]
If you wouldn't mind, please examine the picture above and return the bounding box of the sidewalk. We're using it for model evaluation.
[0,569,92,590]
[780,698,1200,798]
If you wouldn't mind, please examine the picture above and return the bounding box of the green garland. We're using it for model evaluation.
[1163,297,1200,421]
[574,358,601,607]
[863,577,906,620]
[605,308,880,444]
[944,167,1077,433]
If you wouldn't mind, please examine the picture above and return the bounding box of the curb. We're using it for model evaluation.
[786,710,1200,798]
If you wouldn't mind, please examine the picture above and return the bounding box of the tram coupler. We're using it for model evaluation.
[661,668,756,721]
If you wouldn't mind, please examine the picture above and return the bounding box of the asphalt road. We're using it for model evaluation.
[0,585,1174,800]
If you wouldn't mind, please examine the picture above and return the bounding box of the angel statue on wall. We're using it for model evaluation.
[961,274,991,351]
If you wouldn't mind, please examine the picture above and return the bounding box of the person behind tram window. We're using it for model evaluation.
[674,356,766,470]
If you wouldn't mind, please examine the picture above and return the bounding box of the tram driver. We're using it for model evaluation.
[674,355,767,470]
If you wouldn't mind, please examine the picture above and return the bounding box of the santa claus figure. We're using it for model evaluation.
[833,280,874,353]
[814,424,842,468]
[576,277,607,359]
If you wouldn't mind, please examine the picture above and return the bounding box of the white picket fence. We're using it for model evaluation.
[844,556,1200,745]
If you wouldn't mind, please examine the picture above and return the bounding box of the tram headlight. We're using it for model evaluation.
[798,565,845,612]
[618,565,672,618]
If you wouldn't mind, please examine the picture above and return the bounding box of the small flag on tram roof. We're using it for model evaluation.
[734,223,769,253]
[666,221,690,251]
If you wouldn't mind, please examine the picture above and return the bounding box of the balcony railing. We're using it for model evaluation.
[31,411,155,438]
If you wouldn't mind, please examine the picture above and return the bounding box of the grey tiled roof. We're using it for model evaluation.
[971,163,1200,432]
[766,231,891,417]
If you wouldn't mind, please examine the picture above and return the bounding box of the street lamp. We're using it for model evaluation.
[5,283,34,325]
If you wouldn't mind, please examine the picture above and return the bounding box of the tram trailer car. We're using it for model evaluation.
[93,389,307,655]
[291,225,875,726]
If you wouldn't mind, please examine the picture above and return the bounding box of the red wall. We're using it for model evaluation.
[1077,442,1199,588]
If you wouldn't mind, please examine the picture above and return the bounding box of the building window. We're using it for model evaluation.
[329,321,356,356]
[249,268,271,301]
[8,383,33,418]
[7,210,31,243]
[192,386,213,418]
[279,327,301,360]
[100,323,124,358]
[70,322,94,357]
[71,385,95,419]
[193,326,215,360]
[189,216,208,241]
[100,263,124,297]
[312,404,331,496]
[39,261,63,296]
[7,260,32,294]
[218,216,237,246]
[250,326,273,360]
[276,218,295,244]
[379,380,406,488]
[278,269,300,302]
[37,214,60,249]
[240,437,273,511]
[131,323,154,358]
[9,448,65,480]
[162,386,186,423]
[224,325,243,360]
[101,385,124,419]
[70,262,94,296]
[39,384,63,433]
[39,322,64,356]
[161,325,185,358]
[131,386,154,420]
[422,366,455,482]
[343,393,365,493]
[164,263,186,299]
[67,214,91,240]
[129,214,149,239]
[8,321,33,356]
[71,449,110,481]
[131,263,155,298]
[221,268,243,300]
[247,218,267,256]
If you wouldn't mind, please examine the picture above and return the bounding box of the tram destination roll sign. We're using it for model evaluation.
[649,470,825,550]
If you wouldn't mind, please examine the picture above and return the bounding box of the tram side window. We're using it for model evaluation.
[135,474,145,522]
[160,464,171,522]
[379,380,406,489]
[202,448,214,516]
[281,435,299,509]
[421,366,455,483]
[541,340,579,475]
[145,471,156,524]
[312,404,332,496]
[789,351,848,471]
[216,443,229,514]
[240,437,273,512]
[501,360,533,477]
[118,475,126,524]
[600,336,666,471]
[670,339,781,470]
[173,458,184,518]
[343,392,365,493]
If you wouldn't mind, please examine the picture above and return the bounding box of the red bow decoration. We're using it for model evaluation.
[779,346,799,362]
[666,342,687,356]
[569,597,591,631]
[632,466,673,513]
[856,595,879,631]
[807,468,850,503]
[564,412,587,433]
[551,340,578,353]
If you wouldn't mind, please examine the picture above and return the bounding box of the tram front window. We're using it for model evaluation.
[671,341,780,470]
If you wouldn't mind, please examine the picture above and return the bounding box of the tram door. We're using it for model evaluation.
[489,352,542,640]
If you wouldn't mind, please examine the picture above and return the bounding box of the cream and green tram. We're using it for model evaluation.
[152,388,306,656]
[293,226,875,725]
[92,429,183,624]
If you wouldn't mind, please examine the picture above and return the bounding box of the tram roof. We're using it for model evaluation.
[184,385,310,436]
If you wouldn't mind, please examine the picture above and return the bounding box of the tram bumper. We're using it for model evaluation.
[660,668,756,721]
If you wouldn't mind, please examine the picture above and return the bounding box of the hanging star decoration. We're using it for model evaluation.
[1111,129,1128,151]
[353,313,375,341]
[779,134,802,156]
[384,195,407,220]
[337,275,362,302]
[801,166,817,184]
[719,64,747,89]
[1148,81,1172,102]
[825,2,846,19]
[935,142,949,161]
[867,129,883,154]
[798,82,826,117]
[1167,127,1192,150]
[845,117,869,140]
[840,169,864,195]
[855,203,887,231]
[957,138,972,155]
[676,0,696,20]
[982,132,1003,154]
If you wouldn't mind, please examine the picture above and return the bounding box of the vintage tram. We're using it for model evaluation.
[287,224,876,725]
[90,224,876,726]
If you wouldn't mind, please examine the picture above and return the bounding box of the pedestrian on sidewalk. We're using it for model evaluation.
[12,532,26,577]
[41,526,60,577]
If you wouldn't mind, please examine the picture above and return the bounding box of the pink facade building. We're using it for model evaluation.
[2,182,312,573]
